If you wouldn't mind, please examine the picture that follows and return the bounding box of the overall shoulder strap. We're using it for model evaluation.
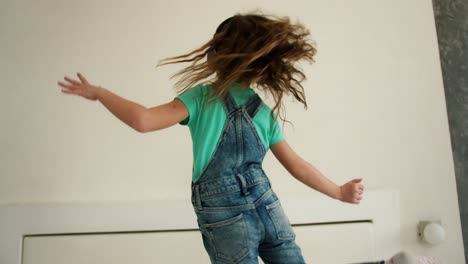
[222,91,264,118]
[221,92,239,114]
[243,94,264,118]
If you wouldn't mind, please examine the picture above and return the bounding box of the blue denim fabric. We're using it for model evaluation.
[191,93,305,264]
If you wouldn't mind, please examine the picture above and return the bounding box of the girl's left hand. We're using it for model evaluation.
[339,178,364,204]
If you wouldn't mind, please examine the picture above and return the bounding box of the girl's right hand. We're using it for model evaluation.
[58,72,100,101]
[339,178,364,204]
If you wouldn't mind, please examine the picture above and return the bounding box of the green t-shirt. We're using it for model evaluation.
[177,83,284,183]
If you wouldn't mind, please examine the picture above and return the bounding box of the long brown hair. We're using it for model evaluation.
[157,11,317,121]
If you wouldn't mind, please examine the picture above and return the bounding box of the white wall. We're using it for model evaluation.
[0,0,464,262]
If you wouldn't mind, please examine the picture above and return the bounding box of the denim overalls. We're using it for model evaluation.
[191,92,305,264]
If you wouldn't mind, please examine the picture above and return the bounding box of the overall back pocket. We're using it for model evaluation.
[265,199,296,240]
[203,213,249,263]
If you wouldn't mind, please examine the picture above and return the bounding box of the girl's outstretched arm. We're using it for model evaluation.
[270,140,364,204]
[58,72,188,132]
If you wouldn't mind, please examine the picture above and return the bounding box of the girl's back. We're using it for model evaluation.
[177,82,283,183]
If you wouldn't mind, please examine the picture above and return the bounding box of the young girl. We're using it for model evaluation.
[58,12,365,264]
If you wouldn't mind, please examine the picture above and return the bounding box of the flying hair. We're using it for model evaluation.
[157,11,317,122]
